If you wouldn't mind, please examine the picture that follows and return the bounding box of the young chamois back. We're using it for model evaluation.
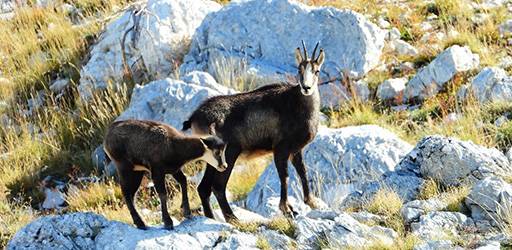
[182,41,325,222]
[104,119,227,229]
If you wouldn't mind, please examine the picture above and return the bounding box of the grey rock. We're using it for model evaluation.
[469,67,512,103]
[377,77,407,101]
[295,213,397,249]
[494,115,509,127]
[180,0,385,80]
[411,211,474,241]
[259,229,295,250]
[397,135,512,187]
[117,76,233,130]
[404,45,479,101]
[78,0,221,98]
[7,212,108,250]
[391,39,418,57]
[49,78,70,94]
[465,176,512,223]
[499,19,512,37]
[246,125,413,216]
[386,27,401,41]
[91,145,110,176]
[349,211,384,225]
[8,212,264,249]
[401,198,447,224]
[413,240,461,250]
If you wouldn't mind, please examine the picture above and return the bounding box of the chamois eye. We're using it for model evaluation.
[315,70,320,75]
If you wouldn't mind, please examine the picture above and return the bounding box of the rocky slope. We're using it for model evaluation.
[5,0,512,249]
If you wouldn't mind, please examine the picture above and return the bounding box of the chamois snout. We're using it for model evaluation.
[200,136,228,172]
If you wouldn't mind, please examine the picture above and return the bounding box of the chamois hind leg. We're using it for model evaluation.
[172,170,191,218]
[212,144,241,223]
[291,151,318,209]
[152,168,173,230]
[274,146,297,217]
[198,165,216,219]
[116,161,146,229]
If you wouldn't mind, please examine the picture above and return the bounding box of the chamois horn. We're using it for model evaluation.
[301,40,308,59]
[312,41,320,61]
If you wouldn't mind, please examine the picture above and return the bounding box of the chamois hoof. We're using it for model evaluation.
[305,196,321,209]
[136,225,148,230]
[163,224,174,231]
[280,203,298,219]
[225,215,240,224]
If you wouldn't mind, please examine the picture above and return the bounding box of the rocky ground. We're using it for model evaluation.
[2,0,512,249]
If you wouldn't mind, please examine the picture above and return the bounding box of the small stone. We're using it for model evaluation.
[49,78,70,93]
[392,39,419,56]
[378,16,390,29]
[386,27,401,41]
[377,77,407,102]
[494,115,509,127]
[419,21,433,31]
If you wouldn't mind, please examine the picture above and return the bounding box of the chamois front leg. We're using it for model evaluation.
[274,147,297,218]
[291,151,319,209]
[152,168,173,230]
[198,165,216,219]
[172,170,191,218]
[212,144,241,223]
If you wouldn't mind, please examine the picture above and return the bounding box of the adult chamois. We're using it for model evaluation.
[182,41,325,222]
[104,119,227,230]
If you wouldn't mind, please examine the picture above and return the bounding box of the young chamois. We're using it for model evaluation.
[182,41,325,222]
[104,119,227,230]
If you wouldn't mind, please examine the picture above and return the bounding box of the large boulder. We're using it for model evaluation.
[7,212,261,249]
[469,67,512,103]
[116,73,233,130]
[180,0,385,84]
[397,135,512,187]
[465,176,512,223]
[78,0,221,98]
[404,45,479,101]
[245,125,413,216]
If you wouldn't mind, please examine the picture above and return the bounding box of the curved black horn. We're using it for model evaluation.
[301,40,308,59]
[312,41,320,60]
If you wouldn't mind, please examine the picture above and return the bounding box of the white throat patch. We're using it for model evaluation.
[301,63,317,96]
[198,140,227,172]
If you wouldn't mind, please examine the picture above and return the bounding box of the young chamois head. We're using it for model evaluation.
[199,124,227,172]
[295,41,325,96]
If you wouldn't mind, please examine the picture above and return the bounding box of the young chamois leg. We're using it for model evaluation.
[117,160,146,229]
[212,144,241,223]
[274,146,298,217]
[291,151,318,209]
[172,170,191,218]
[152,167,173,230]
[198,165,216,218]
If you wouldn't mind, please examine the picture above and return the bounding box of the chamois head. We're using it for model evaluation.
[199,125,227,172]
[295,41,325,96]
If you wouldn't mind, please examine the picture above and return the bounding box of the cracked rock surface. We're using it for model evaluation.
[397,135,512,187]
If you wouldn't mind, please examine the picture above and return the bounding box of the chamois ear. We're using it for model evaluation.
[208,123,216,135]
[200,137,212,149]
[316,49,325,67]
[295,47,303,66]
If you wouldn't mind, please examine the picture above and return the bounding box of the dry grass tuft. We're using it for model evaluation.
[267,217,296,238]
